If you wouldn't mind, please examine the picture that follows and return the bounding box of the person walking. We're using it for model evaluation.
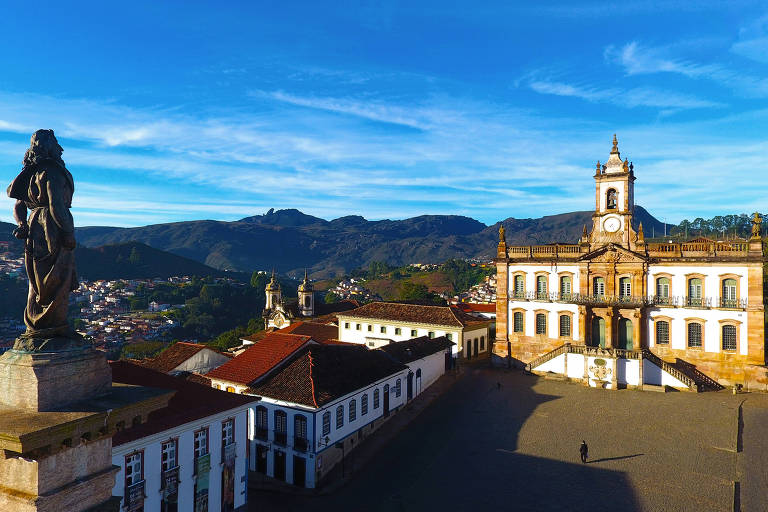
[580,440,589,463]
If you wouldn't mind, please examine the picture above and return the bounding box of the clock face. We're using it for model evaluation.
[603,216,621,233]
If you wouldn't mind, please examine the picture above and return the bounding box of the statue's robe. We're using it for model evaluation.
[7,158,77,337]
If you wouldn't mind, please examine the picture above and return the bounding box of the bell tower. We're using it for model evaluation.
[298,269,314,317]
[590,135,637,248]
[265,269,281,310]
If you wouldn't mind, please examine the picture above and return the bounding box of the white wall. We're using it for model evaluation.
[647,307,748,355]
[337,317,463,354]
[406,349,448,396]
[647,264,749,303]
[507,300,581,341]
[111,407,249,512]
[463,326,490,356]
[642,359,689,388]
[507,264,581,296]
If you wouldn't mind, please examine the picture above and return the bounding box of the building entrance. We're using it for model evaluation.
[591,317,606,348]
[618,318,633,350]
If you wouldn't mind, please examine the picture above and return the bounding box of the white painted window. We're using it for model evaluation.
[560,276,571,296]
[194,428,208,458]
[536,276,547,299]
[336,406,344,429]
[395,379,402,397]
[593,277,605,296]
[722,279,737,307]
[322,412,330,435]
[514,275,525,297]
[222,419,234,447]
[294,415,307,441]
[619,277,631,297]
[125,452,143,486]
[656,278,670,299]
[344,322,350,329]
[688,278,703,306]
[361,394,368,415]
[161,440,177,472]
[349,399,357,422]
[373,389,380,409]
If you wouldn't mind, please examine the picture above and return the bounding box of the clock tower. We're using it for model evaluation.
[589,135,638,248]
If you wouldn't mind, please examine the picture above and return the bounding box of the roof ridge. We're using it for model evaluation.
[308,350,319,408]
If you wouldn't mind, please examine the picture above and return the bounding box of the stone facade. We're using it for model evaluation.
[494,136,767,390]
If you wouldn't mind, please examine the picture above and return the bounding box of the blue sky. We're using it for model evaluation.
[1,1,767,227]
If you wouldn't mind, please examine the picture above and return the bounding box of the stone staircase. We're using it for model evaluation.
[669,358,725,392]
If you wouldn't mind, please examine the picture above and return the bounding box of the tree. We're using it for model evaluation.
[399,282,429,301]
[324,291,339,304]
[128,246,141,265]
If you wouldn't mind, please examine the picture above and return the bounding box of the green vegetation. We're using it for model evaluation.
[442,259,494,294]
[663,213,767,240]
[206,317,263,352]
[120,340,168,359]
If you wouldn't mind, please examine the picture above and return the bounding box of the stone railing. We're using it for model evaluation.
[510,292,748,310]
[506,244,583,260]
[641,349,697,391]
[646,241,750,258]
[524,344,571,371]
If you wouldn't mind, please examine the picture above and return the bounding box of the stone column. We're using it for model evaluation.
[633,311,642,351]
[605,310,614,349]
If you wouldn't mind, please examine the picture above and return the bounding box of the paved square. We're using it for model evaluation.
[252,364,768,511]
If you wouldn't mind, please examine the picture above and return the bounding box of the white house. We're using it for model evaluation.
[247,344,409,488]
[110,361,256,512]
[141,342,232,377]
[379,335,455,399]
[336,302,490,359]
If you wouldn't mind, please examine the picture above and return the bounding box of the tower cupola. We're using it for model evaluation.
[265,269,281,310]
[298,269,314,317]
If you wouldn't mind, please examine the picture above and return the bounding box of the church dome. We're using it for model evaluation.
[298,269,313,292]
[266,271,281,291]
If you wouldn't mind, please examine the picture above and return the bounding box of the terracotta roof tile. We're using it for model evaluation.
[110,361,256,447]
[206,333,312,386]
[379,335,455,363]
[141,342,229,374]
[338,302,486,328]
[252,345,407,408]
[455,303,496,314]
[277,321,338,342]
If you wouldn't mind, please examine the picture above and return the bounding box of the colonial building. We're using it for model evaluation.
[494,136,766,390]
[336,302,490,358]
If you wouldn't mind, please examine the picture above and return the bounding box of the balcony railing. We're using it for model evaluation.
[294,437,308,452]
[255,427,268,441]
[274,431,287,446]
[509,292,748,310]
[124,480,145,512]
[161,466,179,497]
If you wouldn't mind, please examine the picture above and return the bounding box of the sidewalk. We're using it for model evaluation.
[249,363,467,496]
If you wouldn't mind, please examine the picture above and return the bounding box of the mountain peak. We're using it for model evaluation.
[238,208,328,227]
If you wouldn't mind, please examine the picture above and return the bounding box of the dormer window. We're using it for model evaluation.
[606,189,617,210]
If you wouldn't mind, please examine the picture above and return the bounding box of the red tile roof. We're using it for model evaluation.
[110,360,256,447]
[277,321,339,343]
[455,303,496,314]
[379,335,455,363]
[140,342,230,374]
[251,345,407,408]
[206,333,313,386]
[338,302,487,328]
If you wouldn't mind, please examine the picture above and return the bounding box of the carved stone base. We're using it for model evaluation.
[0,348,111,411]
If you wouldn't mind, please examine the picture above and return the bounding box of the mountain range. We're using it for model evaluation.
[32,206,672,278]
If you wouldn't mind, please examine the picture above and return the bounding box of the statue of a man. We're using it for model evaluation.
[7,130,80,350]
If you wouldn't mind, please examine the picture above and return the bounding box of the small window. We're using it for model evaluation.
[722,325,737,351]
[559,315,571,337]
[194,428,208,458]
[687,322,702,348]
[322,411,330,435]
[535,313,547,335]
[380,326,386,334]
[560,276,572,297]
[656,278,670,298]
[294,415,307,441]
[446,333,453,341]
[125,452,143,486]
[344,322,350,329]
[221,419,234,447]
[536,275,548,299]
[336,405,344,429]
[304,296,311,307]
[161,440,177,472]
[480,336,485,349]
[256,406,268,430]
[395,379,402,397]
[428,331,435,338]
[513,312,524,333]
[656,321,669,345]
[722,279,737,308]
[606,188,617,209]
[593,277,605,297]
[619,277,631,298]
[349,399,357,422]
[367,324,373,332]
[226,386,235,393]
[411,329,418,337]
[356,323,361,331]
[688,278,703,306]
[513,275,525,298]
[361,394,368,415]
[373,388,380,409]
[274,411,287,434]
[395,327,401,335]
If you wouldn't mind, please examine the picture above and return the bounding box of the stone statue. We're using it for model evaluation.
[7,130,82,351]
[751,212,762,239]
[498,224,506,243]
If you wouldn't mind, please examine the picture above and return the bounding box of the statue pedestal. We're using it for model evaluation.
[0,348,112,411]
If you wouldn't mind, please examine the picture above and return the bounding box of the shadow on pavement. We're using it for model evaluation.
[251,367,642,511]
[589,453,644,463]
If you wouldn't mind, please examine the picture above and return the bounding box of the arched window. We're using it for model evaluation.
[722,279,737,308]
[322,411,331,435]
[361,394,368,415]
[255,406,268,439]
[349,399,356,422]
[536,275,548,299]
[335,405,344,429]
[593,277,605,297]
[722,325,737,351]
[513,275,525,298]
[619,277,631,299]
[655,321,669,345]
[656,277,670,304]
[480,335,485,350]
[560,276,572,298]
[606,188,617,209]
[559,315,571,337]
[416,368,422,378]
[395,379,402,397]
[274,410,287,445]
[687,322,702,348]
[688,278,703,306]
[294,415,307,443]
[513,312,524,333]
[535,313,547,335]
[304,296,311,307]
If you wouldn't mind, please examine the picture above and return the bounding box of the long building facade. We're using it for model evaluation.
[494,136,767,389]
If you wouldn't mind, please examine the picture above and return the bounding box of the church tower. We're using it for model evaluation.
[265,270,281,310]
[590,134,637,248]
[297,269,314,317]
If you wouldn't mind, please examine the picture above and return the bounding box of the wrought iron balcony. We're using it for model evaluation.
[124,480,145,511]
[161,466,179,496]
[509,292,748,310]
[255,427,268,441]
[274,431,287,446]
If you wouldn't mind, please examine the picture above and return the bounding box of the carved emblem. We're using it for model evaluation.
[589,359,612,381]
